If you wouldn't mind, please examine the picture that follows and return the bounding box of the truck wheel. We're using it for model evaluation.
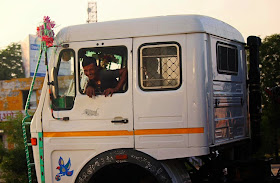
[75,148,172,183]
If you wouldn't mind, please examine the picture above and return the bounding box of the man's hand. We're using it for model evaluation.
[86,86,96,98]
[103,88,118,97]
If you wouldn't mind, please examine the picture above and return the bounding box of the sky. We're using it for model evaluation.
[0,0,279,49]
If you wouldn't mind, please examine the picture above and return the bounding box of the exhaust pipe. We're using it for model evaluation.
[247,36,262,153]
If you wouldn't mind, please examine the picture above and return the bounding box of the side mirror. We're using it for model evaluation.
[50,67,59,99]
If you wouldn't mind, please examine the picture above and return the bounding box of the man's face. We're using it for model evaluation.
[83,63,97,80]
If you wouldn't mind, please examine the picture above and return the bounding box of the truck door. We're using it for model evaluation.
[132,35,187,151]
[42,38,133,182]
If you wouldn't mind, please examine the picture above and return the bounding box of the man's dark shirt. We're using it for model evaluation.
[87,69,120,93]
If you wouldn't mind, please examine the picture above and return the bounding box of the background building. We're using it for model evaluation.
[0,77,44,148]
[21,34,46,78]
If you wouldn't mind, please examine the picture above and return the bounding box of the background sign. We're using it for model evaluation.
[22,35,46,77]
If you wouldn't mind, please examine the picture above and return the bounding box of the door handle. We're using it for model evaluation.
[111,117,128,124]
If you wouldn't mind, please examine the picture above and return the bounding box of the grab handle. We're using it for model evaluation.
[111,117,128,124]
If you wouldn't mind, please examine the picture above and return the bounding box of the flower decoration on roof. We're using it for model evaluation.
[36,16,56,47]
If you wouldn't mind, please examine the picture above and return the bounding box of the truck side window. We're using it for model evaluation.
[139,42,181,90]
[217,43,238,75]
[78,46,128,95]
[52,49,76,110]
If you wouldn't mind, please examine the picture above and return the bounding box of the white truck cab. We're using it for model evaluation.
[30,15,251,183]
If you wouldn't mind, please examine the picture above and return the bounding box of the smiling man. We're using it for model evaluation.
[82,56,128,97]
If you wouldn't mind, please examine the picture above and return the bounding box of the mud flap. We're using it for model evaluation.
[161,160,192,183]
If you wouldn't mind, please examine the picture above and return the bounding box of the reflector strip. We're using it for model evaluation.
[115,154,128,160]
[43,127,204,137]
[31,138,37,146]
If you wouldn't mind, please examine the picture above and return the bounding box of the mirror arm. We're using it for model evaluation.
[48,81,54,85]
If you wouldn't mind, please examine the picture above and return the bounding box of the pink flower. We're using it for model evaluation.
[36,16,56,47]
[42,36,54,47]
[43,16,50,23]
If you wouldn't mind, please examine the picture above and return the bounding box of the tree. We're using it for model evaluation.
[0,113,29,182]
[0,43,25,80]
[259,34,280,162]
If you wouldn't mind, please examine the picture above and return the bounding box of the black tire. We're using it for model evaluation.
[75,148,172,183]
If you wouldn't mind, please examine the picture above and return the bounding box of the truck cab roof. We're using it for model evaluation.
[55,14,244,44]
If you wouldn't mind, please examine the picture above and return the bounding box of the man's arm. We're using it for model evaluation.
[114,68,128,91]
[103,68,128,97]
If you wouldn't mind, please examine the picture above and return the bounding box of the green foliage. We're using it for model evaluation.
[259,34,280,161]
[0,43,25,80]
[260,34,280,93]
[0,113,29,183]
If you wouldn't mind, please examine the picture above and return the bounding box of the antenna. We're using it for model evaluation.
[87,1,97,23]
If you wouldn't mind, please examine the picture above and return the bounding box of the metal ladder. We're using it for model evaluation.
[22,119,35,182]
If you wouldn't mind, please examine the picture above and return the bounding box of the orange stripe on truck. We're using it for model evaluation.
[43,127,204,137]
[43,130,133,137]
[134,127,204,135]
